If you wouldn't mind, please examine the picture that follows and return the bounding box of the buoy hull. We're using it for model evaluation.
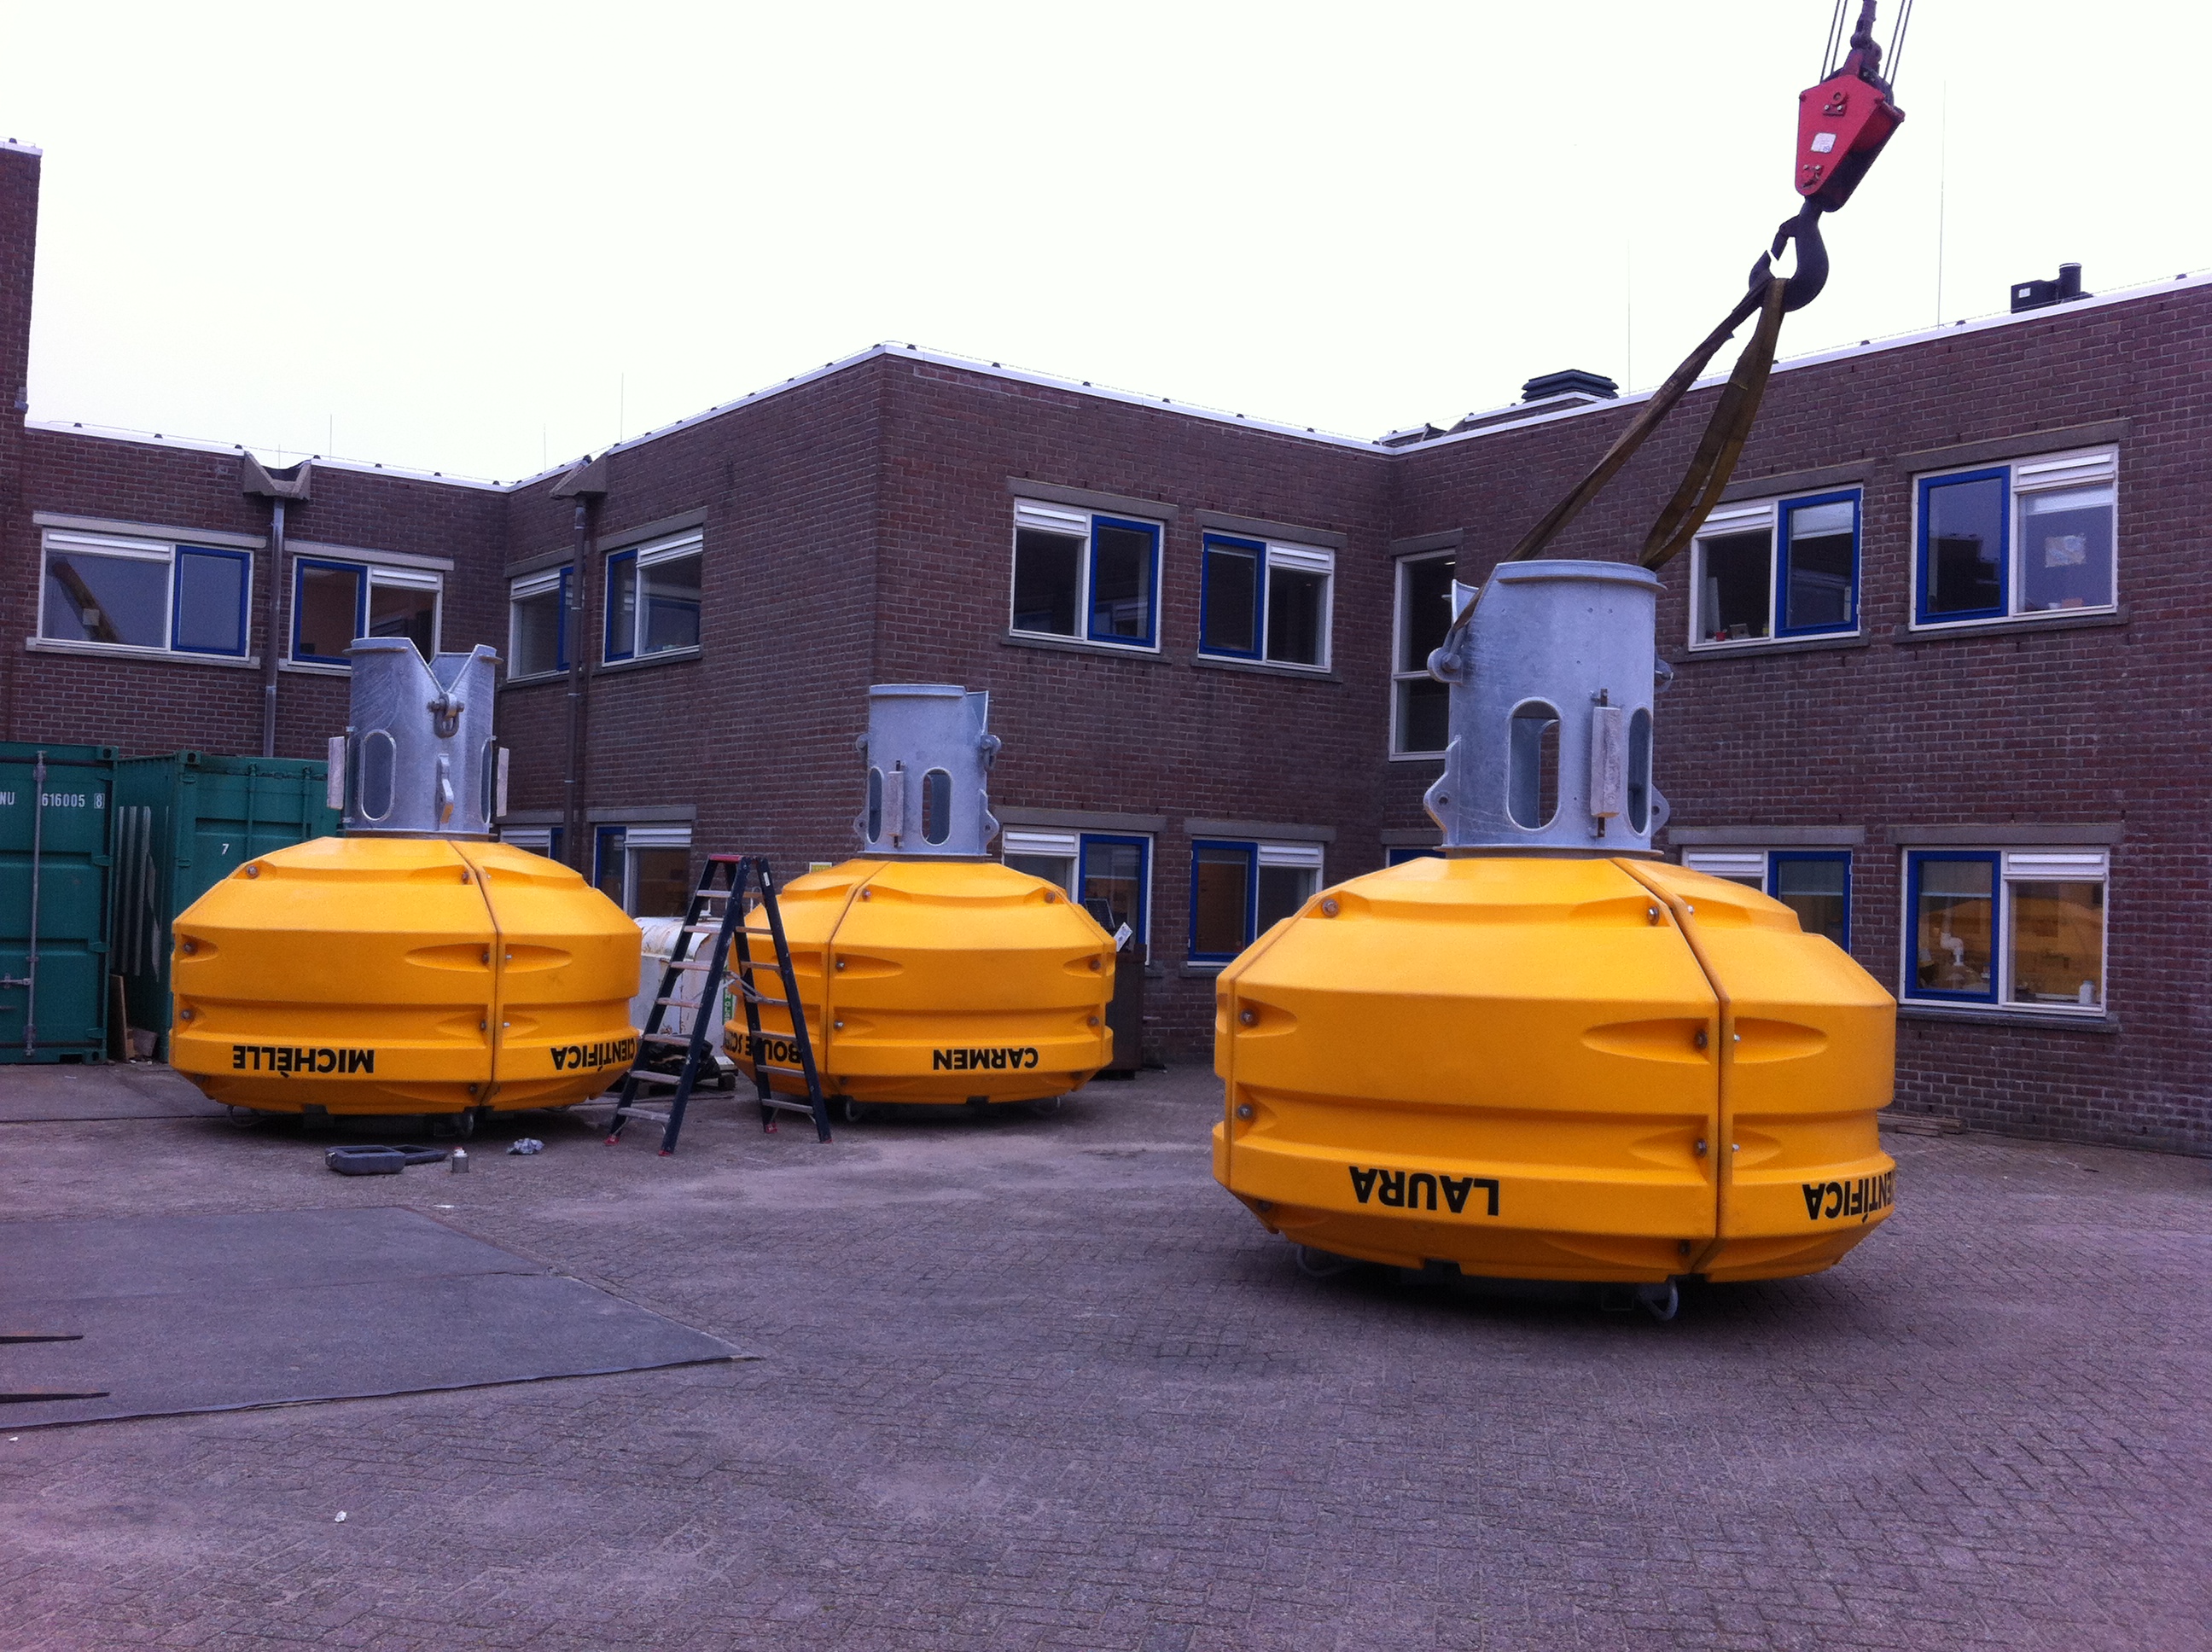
[1213,856,1895,1284]
[170,838,640,1116]
[726,858,1115,1106]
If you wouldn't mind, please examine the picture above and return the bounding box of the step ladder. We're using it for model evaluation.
[603,854,830,1153]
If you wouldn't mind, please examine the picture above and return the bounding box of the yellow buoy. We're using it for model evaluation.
[1212,561,1895,1288]
[169,643,638,1120]
[727,685,1114,1108]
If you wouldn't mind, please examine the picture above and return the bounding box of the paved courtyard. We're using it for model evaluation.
[1,1062,2207,1650]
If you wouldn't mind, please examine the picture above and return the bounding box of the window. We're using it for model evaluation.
[1392,552,1457,755]
[1189,839,1324,963]
[509,569,569,678]
[1385,846,1443,866]
[1682,849,1853,949]
[605,532,703,663]
[1198,535,1334,668]
[593,824,692,916]
[38,530,251,659]
[292,558,441,665]
[1009,502,1162,649]
[1003,829,1151,953]
[1914,448,2116,626]
[1902,849,2106,1013]
[1689,489,1860,648]
[501,826,566,861]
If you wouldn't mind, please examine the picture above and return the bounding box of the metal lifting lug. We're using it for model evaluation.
[427,689,464,739]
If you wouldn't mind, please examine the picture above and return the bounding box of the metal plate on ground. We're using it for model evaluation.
[0,1207,743,1428]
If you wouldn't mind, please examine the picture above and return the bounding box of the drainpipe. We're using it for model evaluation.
[242,455,314,758]
[550,454,608,874]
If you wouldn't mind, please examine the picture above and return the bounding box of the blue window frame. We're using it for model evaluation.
[1914,449,2120,628]
[171,546,252,656]
[1190,839,1258,963]
[1776,491,1859,638]
[1768,850,1852,950]
[1915,467,2010,625]
[605,532,704,665]
[1691,489,1860,648]
[604,549,637,662]
[1904,851,2000,1003]
[1086,515,1160,647]
[1386,846,1443,867]
[1080,834,1150,945]
[292,557,367,665]
[1190,839,1324,963]
[1199,533,1335,666]
[1009,503,1161,650]
[38,531,253,659]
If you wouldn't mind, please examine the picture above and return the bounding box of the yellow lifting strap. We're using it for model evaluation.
[1436,274,1791,655]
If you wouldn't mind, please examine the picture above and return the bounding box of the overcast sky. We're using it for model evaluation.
[4,2,2204,484]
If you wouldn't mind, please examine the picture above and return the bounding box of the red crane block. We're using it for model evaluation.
[1795,65,1904,213]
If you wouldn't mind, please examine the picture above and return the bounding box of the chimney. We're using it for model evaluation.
[2010,261,2089,313]
[1520,369,1620,404]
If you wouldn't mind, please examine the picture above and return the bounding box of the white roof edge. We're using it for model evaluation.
[26,266,2209,492]
[507,265,2212,480]
[23,420,504,491]
[1,140,44,157]
[1407,267,2212,455]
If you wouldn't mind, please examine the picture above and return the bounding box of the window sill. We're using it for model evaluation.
[1895,605,2128,644]
[1898,1003,2119,1033]
[595,648,702,678]
[1388,748,1447,763]
[1672,632,1870,662]
[1191,654,1339,683]
[281,659,351,677]
[26,637,261,670]
[1180,961,1229,976]
[501,669,569,688]
[999,631,1166,662]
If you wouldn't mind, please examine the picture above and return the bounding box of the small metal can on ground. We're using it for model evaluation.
[449,1149,469,1173]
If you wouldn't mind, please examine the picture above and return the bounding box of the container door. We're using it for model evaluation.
[0,747,115,1062]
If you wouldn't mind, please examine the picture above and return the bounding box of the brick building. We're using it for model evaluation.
[5,141,2203,1153]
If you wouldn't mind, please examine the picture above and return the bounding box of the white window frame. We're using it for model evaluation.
[290,557,444,667]
[36,529,255,661]
[1683,847,1854,949]
[507,568,569,680]
[1909,445,2119,631]
[1196,534,1335,671]
[603,531,704,665]
[1003,827,1154,960]
[1898,846,2110,1016]
[1685,488,1862,651]
[1681,850,1768,885]
[1188,837,1325,965]
[1390,550,1458,759]
[595,823,692,915]
[1008,502,1165,654]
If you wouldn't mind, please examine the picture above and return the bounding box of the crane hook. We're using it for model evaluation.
[1752,203,1829,312]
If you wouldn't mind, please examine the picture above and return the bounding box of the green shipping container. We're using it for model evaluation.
[112,753,339,1060]
[0,742,119,1063]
